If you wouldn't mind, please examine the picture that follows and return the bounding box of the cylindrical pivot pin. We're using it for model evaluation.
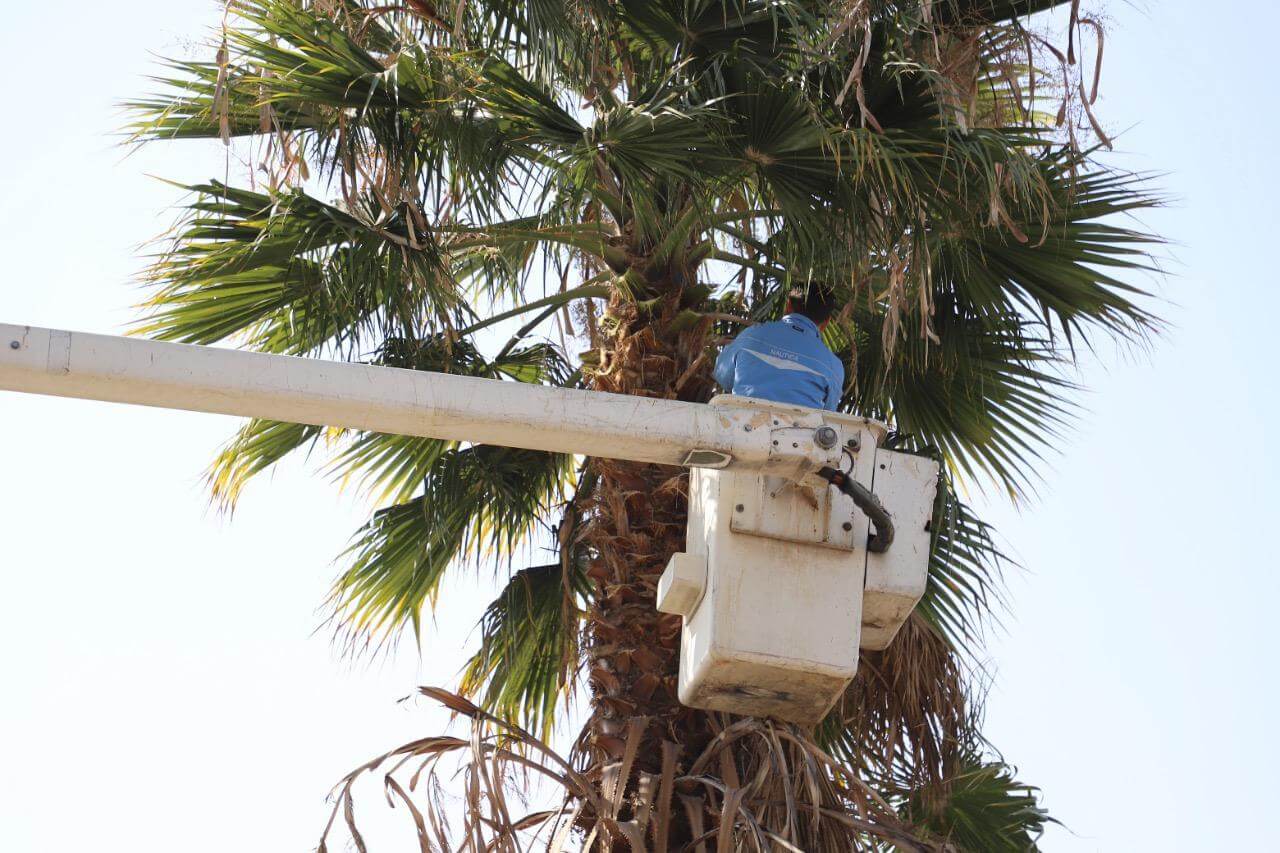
[813,425,839,449]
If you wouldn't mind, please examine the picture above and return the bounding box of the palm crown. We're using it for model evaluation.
[128,0,1158,848]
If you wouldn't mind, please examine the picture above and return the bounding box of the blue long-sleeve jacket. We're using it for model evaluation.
[713,314,844,411]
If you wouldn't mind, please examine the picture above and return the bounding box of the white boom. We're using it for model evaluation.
[0,322,938,725]
[0,323,774,471]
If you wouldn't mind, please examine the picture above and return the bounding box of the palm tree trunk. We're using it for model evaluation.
[581,290,717,804]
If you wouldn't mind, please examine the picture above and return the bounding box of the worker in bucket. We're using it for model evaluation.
[713,286,844,411]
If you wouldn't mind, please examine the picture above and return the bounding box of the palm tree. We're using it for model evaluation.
[127,0,1158,848]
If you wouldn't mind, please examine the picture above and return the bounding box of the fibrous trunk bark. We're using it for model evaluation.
[580,290,717,813]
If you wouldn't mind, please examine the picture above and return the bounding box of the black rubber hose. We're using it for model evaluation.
[817,466,895,553]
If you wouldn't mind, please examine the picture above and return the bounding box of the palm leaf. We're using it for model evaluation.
[820,613,972,787]
[138,181,450,356]
[459,560,590,739]
[920,475,1011,651]
[330,445,573,646]
[847,306,1076,499]
[900,755,1054,852]
[206,418,325,510]
[326,338,572,505]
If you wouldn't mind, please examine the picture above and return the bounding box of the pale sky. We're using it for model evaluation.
[1,2,1276,850]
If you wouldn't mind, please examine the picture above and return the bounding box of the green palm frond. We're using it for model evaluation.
[127,1,456,142]
[590,91,729,188]
[326,338,572,505]
[126,1,566,219]
[138,182,449,355]
[329,433,453,508]
[920,475,1011,652]
[730,86,844,228]
[901,756,1054,852]
[939,150,1161,343]
[459,559,590,739]
[468,0,587,78]
[204,333,572,523]
[613,0,809,70]
[331,445,573,645]
[476,56,585,147]
[847,307,1075,499]
[207,418,325,510]
[127,62,320,141]
[447,220,619,303]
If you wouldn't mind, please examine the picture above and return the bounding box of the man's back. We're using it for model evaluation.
[713,314,844,411]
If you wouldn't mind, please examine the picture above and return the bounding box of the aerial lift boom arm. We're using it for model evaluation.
[1,322,937,724]
[0,323,777,471]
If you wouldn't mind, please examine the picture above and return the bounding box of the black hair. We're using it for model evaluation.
[786,285,837,325]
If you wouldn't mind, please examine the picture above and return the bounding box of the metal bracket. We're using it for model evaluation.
[730,421,868,551]
[682,448,732,468]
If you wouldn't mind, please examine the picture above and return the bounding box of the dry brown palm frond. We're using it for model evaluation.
[319,687,609,853]
[821,0,1114,150]
[320,686,941,852]
[829,613,972,787]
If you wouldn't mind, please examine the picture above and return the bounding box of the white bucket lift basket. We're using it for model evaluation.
[657,396,939,725]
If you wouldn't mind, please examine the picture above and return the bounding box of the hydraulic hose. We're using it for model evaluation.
[818,466,895,553]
